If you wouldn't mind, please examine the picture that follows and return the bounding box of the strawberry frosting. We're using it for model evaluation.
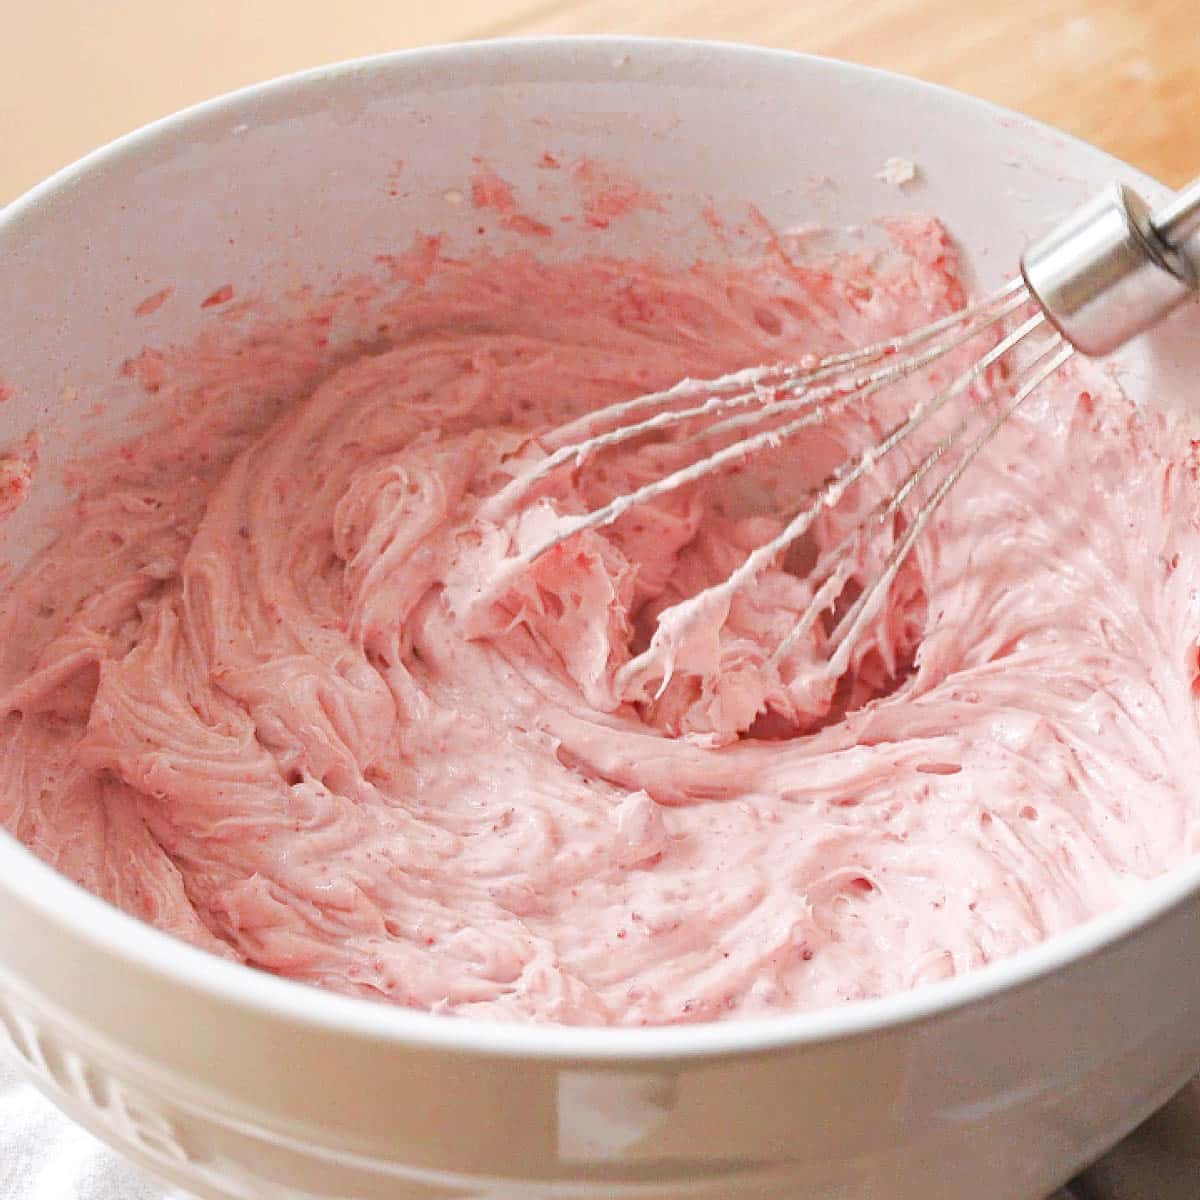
[3,218,1200,1025]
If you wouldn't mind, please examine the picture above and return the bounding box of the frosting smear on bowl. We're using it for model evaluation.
[3,220,1200,1025]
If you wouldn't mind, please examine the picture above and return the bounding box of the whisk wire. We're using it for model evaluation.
[492,288,1034,567]
[483,276,1088,697]
[482,280,1030,526]
[608,309,1051,693]
[693,285,1031,446]
[823,335,1073,678]
[782,310,1056,671]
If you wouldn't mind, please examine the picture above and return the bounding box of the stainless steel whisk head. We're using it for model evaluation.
[484,176,1200,686]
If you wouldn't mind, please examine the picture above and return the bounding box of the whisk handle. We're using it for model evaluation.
[1021,175,1200,357]
[1150,174,1200,275]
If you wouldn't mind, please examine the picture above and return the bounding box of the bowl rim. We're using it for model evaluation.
[2,33,1197,1063]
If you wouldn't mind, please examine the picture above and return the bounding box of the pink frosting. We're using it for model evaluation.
[3,219,1200,1025]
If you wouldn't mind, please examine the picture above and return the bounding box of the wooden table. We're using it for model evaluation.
[2,0,1196,205]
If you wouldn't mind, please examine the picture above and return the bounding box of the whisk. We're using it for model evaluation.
[483,177,1200,687]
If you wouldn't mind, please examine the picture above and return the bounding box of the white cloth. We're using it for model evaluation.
[0,1057,183,1200]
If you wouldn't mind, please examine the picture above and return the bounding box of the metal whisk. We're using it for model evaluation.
[483,177,1200,687]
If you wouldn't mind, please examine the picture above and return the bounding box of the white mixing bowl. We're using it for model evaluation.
[1,37,1198,1200]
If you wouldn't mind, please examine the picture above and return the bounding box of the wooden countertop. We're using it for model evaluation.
[2,0,1196,205]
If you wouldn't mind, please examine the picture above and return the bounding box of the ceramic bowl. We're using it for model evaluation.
[0,37,1197,1200]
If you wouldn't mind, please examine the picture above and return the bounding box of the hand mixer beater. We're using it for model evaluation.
[482,177,1200,690]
